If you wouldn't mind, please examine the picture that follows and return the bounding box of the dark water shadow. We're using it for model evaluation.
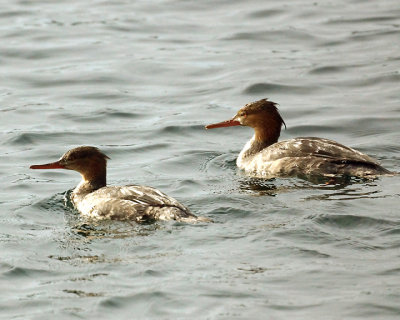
[236,173,386,201]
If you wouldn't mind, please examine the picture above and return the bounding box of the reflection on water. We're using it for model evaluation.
[68,221,161,240]
[238,177,280,196]
[48,254,120,264]
[238,175,389,201]
[63,289,104,297]
[304,184,386,201]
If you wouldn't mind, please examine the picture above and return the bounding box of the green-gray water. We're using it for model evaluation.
[1,0,400,319]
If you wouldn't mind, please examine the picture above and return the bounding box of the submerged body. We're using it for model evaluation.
[30,146,209,223]
[206,99,391,179]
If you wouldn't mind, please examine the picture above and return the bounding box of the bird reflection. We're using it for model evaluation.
[237,174,382,201]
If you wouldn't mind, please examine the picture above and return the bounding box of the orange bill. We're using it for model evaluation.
[30,161,64,169]
[205,119,240,129]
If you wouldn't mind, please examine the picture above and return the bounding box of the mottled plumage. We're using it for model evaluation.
[206,99,392,179]
[237,136,390,178]
[72,184,202,222]
[31,146,210,222]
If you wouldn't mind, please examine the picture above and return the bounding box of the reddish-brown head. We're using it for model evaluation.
[205,99,286,144]
[30,146,110,183]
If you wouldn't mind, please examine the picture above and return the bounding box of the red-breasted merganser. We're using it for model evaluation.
[205,99,392,179]
[30,146,210,222]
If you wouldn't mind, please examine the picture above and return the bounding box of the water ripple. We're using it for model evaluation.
[243,82,320,95]
[1,0,400,318]
[312,214,398,231]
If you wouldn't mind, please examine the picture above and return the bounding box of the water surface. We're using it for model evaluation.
[1,0,400,319]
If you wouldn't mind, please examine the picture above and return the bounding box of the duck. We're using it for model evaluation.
[205,98,392,179]
[30,146,210,222]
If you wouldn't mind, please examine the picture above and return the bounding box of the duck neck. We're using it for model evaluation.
[73,167,107,195]
[239,135,271,161]
[237,126,281,166]
[254,125,280,147]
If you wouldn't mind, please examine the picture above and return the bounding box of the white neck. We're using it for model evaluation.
[237,135,269,167]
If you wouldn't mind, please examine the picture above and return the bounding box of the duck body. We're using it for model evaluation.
[31,146,209,223]
[71,184,199,222]
[206,99,392,180]
[237,136,391,179]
